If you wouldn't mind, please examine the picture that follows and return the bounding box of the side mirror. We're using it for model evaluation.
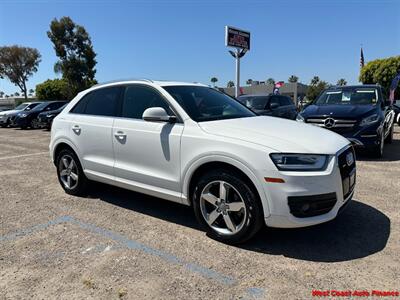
[270,103,279,110]
[142,107,176,123]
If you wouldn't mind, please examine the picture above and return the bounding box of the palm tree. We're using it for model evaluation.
[336,78,347,86]
[288,75,299,83]
[0,91,4,98]
[29,88,34,96]
[310,76,320,86]
[210,77,218,87]
[246,79,253,85]
[14,92,20,97]
[227,81,235,88]
[266,78,275,85]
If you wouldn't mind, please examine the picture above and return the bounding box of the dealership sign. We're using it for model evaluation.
[225,26,250,50]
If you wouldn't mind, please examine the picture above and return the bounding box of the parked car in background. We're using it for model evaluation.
[237,94,297,120]
[393,104,400,125]
[12,101,67,129]
[0,102,42,128]
[36,103,68,129]
[297,85,395,157]
[50,80,354,244]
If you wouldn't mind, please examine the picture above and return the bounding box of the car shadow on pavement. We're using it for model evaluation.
[242,200,390,262]
[88,184,390,263]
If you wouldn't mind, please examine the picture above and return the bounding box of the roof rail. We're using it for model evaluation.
[93,78,153,87]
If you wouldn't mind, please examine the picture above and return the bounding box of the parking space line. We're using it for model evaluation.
[0,215,266,298]
[0,152,48,161]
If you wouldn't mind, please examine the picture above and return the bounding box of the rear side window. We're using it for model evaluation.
[46,102,66,111]
[279,96,293,106]
[70,87,122,116]
[269,96,280,107]
[121,85,171,119]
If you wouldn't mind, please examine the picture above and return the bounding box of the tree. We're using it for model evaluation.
[246,79,253,85]
[28,88,34,95]
[0,45,41,100]
[210,77,218,87]
[266,78,275,85]
[288,75,299,83]
[337,78,347,86]
[47,16,97,99]
[310,76,320,86]
[14,92,20,96]
[0,91,4,98]
[227,80,235,88]
[36,78,68,100]
[360,56,400,97]
[306,79,329,101]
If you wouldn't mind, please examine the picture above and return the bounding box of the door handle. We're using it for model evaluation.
[114,131,127,140]
[72,125,81,135]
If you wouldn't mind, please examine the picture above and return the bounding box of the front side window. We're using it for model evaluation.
[121,85,171,119]
[269,96,281,107]
[164,86,256,122]
[315,88,379,105]
[70,86,122,116]
[15,103,28,110]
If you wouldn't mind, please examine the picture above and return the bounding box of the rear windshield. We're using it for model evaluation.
[238,96,268,110]
[316,88,379,105]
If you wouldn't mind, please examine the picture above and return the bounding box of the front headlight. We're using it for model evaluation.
[270,153,329,171]
[360,114,379,126]
[296,114,305,122]
[19,113,27,118]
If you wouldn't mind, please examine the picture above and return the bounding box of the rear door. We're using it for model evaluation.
[112,84,184,200]
[68,86,122,179]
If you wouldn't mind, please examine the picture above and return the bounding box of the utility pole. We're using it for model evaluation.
[229,48,247,98]
[225,26,250,98]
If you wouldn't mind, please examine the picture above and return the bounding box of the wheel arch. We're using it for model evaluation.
[183,156,270,217]
[52,139,80,166]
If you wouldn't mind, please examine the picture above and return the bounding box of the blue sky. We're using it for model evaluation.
[0,0,399,95]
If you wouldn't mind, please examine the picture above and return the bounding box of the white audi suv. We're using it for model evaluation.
[50,80,356,244]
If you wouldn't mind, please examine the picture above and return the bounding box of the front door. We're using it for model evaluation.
[112,84,184,200]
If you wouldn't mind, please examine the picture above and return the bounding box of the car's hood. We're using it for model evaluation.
[198,116,350,154]
[0,109,21,116]
[302,104,376,119]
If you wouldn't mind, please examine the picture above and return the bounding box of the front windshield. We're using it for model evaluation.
[163,86,256,122]
[15,103,28,110]
[316,88,379,105]
[238,96,268,110]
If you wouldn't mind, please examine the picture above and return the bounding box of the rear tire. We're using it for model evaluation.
[192,169,264,244]
[56,148,88,196]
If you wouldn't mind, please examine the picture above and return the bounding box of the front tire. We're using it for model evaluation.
[56,149,88,196]
[385,122,394,144]
[192,169,263,244]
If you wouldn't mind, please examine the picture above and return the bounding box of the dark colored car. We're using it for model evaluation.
[35,103,68,129]
[12,101,67,129]
[297,85,395,157]
[237,94,298,120]
[1,102,43,127]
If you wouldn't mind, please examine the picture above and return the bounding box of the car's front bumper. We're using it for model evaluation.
[262,146,355,228]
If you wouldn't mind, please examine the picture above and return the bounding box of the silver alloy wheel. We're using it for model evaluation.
[199,180,247,235]
[59,154,79,190]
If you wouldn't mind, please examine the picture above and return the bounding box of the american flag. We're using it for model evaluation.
[360,47,365,68]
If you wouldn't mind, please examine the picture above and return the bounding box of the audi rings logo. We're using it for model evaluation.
[324,118,335,128]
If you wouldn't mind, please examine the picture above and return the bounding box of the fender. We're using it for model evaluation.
[51,136,81,163]
[182,153,271,217]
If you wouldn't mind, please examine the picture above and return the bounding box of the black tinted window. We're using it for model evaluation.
[46,102,66,111]
[279,96,293,106]
[269,96,280,107]
[238,96,268,110]
[122,85,170,119]
[71,87,121,116]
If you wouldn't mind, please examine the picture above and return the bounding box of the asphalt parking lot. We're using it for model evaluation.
[0,127,399,299]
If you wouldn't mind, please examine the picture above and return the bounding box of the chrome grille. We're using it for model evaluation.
[306,117,357,128]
